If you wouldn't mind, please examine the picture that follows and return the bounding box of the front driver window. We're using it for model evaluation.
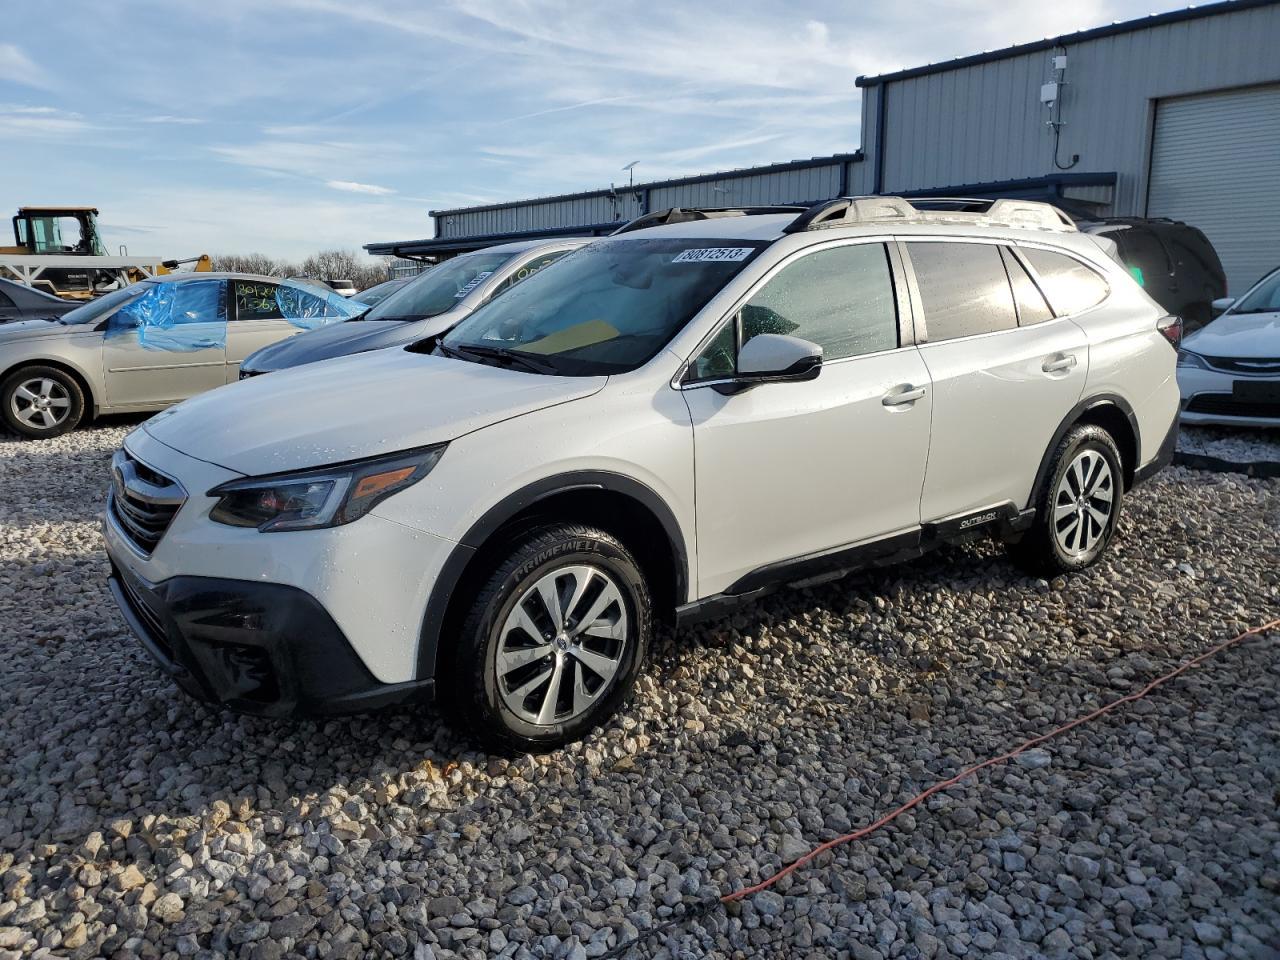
[691,243,898,380]
[106,280,226,351]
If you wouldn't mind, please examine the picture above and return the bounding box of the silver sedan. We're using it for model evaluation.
[0,273,360,438]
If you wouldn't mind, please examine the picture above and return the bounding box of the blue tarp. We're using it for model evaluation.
[105,280,226,351]
[104,279,362,351]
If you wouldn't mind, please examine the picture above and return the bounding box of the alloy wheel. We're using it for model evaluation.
[1053,449,1114,558]
[495,564,629,726]
[11,378,71,430]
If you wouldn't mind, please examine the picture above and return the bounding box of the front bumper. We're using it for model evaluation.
[107,556,433,716]
[1178,365,1280,427]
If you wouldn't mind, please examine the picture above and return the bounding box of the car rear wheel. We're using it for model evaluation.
[1008,424,1123,575]
[1,366,86,439]
[440,523,651,752]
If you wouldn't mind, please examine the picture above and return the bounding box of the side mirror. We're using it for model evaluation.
[1210,297,1235,315]
[714,334,822,394]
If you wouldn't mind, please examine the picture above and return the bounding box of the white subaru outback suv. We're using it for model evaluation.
[104,197,1181,750]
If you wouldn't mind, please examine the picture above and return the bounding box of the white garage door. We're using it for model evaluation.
[1147,84,1280,296]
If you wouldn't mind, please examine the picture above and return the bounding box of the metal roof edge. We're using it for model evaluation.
[896,172,1118,196]
[855,0,1274,87]
[429,151,865,218]
[364,222,620,256]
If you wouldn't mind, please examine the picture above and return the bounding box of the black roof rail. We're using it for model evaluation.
[611,206,808,235]
[905,197,998,212]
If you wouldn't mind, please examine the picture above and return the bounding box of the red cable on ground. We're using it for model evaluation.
[720,617,1280,904]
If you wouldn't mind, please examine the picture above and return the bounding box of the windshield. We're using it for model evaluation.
[365,250,517,321]
[56,284,151,325]
[441,238,766,375]
[1231,270,1280,314]
[352,279,405,307]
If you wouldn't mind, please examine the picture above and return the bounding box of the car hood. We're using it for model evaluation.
[0,318,77,340]
[242,316,450,372]
[1183,310,1280,359]
[143,347,606,476]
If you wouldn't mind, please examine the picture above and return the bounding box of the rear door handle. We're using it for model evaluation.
[882,384,926,407]
[1042,354,1078,373]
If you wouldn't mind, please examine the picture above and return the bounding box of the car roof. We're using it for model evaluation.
[144,272,296,284]
[476,237,593,255]
[612,212,1105,259]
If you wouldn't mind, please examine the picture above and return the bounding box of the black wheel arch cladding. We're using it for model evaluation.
[416,471,688,682]
[1029,394,1140,507]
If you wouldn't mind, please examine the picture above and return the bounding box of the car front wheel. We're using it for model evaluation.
[1,365,86,439]
[441,523,652,752]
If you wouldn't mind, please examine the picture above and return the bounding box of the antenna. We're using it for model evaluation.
[621,160,640,189]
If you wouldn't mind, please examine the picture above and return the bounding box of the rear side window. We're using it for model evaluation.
[690,242,898,380]
[908,242,1018,342]
[1022,248,1109,316]
[1001,249,1055,325]
[233,280,284,321]
[1111,229,1171,288]
[0,289,14,311]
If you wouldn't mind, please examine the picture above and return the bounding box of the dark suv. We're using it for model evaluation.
[1077,218,1226,333]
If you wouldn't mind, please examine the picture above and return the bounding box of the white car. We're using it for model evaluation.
[1178,265,1280,427]
[104,197,1180,750]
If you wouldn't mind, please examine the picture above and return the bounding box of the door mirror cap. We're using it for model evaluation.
[736,334,823,382]
[1211,297,1235,315]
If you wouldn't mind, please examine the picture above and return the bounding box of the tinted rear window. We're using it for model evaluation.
[1022,248,1109,316]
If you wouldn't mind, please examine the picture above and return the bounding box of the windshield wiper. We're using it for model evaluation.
[439,342,559,375]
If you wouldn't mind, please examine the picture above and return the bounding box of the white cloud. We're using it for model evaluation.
[0,43,48,89]
[0,104,89,139]
[326,180,395,196]
[137,114,205,125]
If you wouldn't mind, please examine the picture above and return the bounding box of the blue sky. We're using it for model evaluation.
[2,0,1178,260]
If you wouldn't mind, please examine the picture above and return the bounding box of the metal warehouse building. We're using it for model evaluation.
[368,0,1280,294]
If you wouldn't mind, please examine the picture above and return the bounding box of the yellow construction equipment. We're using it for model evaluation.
[0,206,211,300]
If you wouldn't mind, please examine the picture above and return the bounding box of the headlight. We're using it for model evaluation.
[208,445,445,532]
[1176,349,1208,370]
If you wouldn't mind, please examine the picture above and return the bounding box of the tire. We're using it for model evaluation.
[1,365,86,439]
[1008,424,1124,576]
[439,523,652,752]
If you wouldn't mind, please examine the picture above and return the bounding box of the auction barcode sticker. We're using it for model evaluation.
[672,247,754,263]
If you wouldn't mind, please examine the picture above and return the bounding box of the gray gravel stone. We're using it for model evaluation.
[0,424,1276,958]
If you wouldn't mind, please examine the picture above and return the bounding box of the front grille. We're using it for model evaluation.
[1202,356,1280,375]
[108,450,186,555]
[1185,394,1280,419]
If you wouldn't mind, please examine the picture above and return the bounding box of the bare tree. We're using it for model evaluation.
[210,252,296,277]
[212,250,392,290]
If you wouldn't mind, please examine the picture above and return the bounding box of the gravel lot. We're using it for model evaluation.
[1178,425,1280,466]
[1,419,1278,960]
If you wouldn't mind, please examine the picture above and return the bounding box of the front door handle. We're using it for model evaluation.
[882,384,926,407]
[1042,354,1078,373]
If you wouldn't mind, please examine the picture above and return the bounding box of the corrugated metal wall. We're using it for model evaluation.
[878,2,1280,214]
[435,192,643,239]
[434,158,867,239]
